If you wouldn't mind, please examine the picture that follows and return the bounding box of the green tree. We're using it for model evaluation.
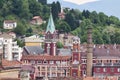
[93,29,103,44]
[1,0,13,17]
[19,0,31,20]
[51,1,61,20]
[57,41,63,48]
[90,11,100,24]
[82,10,90,19]
[98,12,109,26]
[57,21,71,33]
[56,1,61,13]
[29,0,43,16]
[14,23,26,35]
[16,39,24,47]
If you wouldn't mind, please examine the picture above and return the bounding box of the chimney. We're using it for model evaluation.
[86,26,93,77]
[0,53,2,66]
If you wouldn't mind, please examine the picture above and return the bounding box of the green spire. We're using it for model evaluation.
[46,13,56,34]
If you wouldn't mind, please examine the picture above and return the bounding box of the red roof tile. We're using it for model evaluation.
[1,59,21,68]
[0,78,20,80]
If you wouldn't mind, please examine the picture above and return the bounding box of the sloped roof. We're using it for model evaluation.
[0,33,12,39]
[4,20,16,23]
[1,59,21,69]
[57,48,72,56]
[46,13,56,34]
[24,46,44,55]
[80,44,120,58]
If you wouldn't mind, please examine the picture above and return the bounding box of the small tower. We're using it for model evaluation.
[71,36,81,77]
[86,27,93,77]
[44,13,57,56]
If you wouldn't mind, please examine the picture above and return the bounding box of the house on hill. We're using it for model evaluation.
[3,20,17,29]
[30,16,45,25]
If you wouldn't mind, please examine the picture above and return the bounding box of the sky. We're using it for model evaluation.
[48,0,120,19]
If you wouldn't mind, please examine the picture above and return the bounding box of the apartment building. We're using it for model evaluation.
[0,33,22,61]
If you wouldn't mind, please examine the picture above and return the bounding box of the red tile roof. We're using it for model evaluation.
[32,16,42,19]
[22,55,71,61]
[0,78,20,80]
[1,59,21,68]
[80,44,120,58]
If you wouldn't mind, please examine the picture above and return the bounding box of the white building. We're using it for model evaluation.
[3,20,17,29]
[0,33,22,61]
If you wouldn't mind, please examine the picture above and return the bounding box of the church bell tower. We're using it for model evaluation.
[44,13,57,56]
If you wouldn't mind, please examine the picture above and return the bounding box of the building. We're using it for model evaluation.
[21,55,71,79]
[0,59,21,79]
[24,34,44,47]
[20,13,120,79]
[7,32,16,39]
[58,33,80,49]
[30,16,44,25]
[3,20,17,29]
[58,7,65,20]
[0,33,23,61]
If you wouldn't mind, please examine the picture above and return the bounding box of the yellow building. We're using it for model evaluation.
[24,35,44,47]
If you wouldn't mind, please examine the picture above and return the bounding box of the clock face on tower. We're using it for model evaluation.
[73,37,80,44]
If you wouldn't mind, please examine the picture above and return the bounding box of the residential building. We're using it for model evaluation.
[8,32,16,39]
[0,33,23,61]
[3,20,17,29]
[30,16,44,25]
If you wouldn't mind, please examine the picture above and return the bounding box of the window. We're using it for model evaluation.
[83,71,86,75]
[5,40,7,42]
[118,68,120,72]
[38,67,40,71]
[38,61,42,64]
[103,68,107,72]
[44,61,48,64]
[111,68,114,72]
[73,72,76,76]
[49,61,54,64]
[83,59,86,63]
[56,61,60,64]
[30,60,35,64]
[96,68,100,72]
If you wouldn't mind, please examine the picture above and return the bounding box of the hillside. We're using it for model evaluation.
[0,0,120,44]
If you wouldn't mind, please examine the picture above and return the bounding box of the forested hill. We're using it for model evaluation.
[0,0,120,44]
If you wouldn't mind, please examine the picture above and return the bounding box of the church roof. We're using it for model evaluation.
[46,13,55,34]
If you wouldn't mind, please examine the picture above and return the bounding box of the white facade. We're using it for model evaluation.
[0,34,22,61]
[3,20,17,29]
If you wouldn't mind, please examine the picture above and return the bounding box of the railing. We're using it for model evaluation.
[94,63,120,66]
